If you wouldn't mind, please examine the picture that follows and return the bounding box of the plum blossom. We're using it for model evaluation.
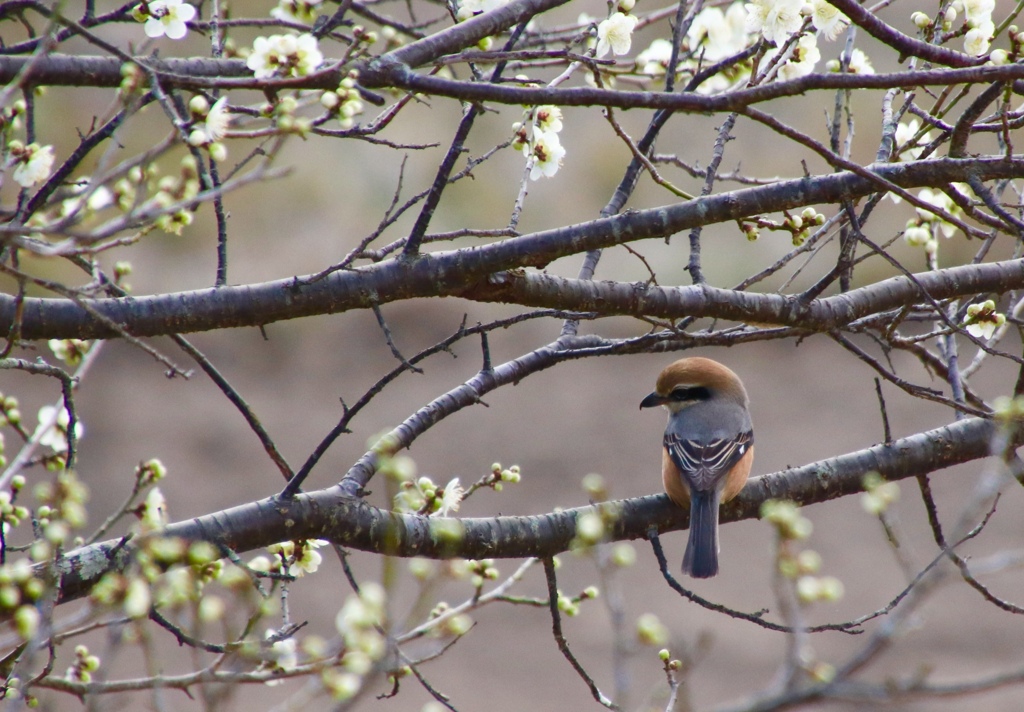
[963,300,1005,339]
[34,405,83,452]
[894,119,934,162]
[846,48,874,74]
[247,33,324,79]
[810,0,848,40]
[637,39,674,76]
[689,3,750,61]
[746,0,804,44]
[10,142,55,188]
[534,105,563,133]
[142,0,196,40]
[777,34,820,80]
[188,96,231,150]
[964,21,994,56]
[596,12,639,57]
[438,478,465,516]
[916,187,961,237]
[527,129,566,180]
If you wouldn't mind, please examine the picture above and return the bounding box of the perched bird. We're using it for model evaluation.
[640,357,754,578]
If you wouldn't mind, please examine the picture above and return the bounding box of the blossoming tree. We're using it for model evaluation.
[2,0,1024,708]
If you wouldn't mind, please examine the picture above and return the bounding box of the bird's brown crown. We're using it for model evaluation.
[655,357,748,403]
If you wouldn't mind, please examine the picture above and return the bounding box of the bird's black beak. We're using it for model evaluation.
[639,392,667,410]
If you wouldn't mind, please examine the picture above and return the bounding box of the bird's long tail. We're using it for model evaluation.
[683,489,720,578]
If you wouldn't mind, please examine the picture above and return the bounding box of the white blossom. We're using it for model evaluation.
[124,578,152,618]
[964,20,994,56]
[636,39,674,76]
[810,0,848,40]
[143,0,196,40]
[746,0,804,44]
[291,539,326,575]
[902,225,932,247]
[962,0,995,26]
[894,119,933,162]
[246,33,324,79]
[139,487,169,531]
[534,105,563,133]
[689,3,750,61]
[527,129,566,180]
[846,48,874,74]
[11,143,55,188]
[438,478,465,516]
[916,187,960,237]
[203,97,231,142]
[596,12,639,57]
[964,300,1005,339]
[34,405,82,452]
[777,34,820,80]
[189,96,231,150]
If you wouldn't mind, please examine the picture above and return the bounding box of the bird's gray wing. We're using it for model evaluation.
[664,430,754,492]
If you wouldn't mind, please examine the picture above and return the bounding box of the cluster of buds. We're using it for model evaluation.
[135,458,168,487]
[119,62,147,98]
[0,475,29,533]
[66,645,102,683]
[741,207,825,245]
[187,95,231,161]
[0,558,45,617]
[262,96,313,136]
[555,584,599,617]
[0,392,21,430]
[34,469,89,546]
[0,98,25,132]
[320,72,366,129]
[486,461,521,491]
[466,558,499,589]
[763,499,844,604]
[658,647,684,674]
[151,155,202,235]
[92,536,223,618]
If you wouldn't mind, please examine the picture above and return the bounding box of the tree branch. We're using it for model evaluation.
[4,157,1023,340]
[47,416,1008,608]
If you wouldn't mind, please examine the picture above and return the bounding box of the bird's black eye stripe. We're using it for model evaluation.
[670,386,711,402]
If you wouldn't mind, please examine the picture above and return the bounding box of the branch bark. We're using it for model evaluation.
[4,157,1023,340]
[50,416,1006,607]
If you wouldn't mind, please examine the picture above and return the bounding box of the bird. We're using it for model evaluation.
[640,357,754,578]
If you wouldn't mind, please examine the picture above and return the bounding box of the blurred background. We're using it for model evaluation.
[3,0,1024,708]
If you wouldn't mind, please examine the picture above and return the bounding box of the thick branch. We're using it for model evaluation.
[4,157,1023,340]
[50,416,1004,607]
[4,54,1023,105]
[457,258,1024,328]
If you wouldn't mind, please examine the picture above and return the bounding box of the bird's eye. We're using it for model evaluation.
[670,386,711,401]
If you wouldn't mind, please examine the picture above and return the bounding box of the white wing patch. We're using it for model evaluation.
[664,431,753,492]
